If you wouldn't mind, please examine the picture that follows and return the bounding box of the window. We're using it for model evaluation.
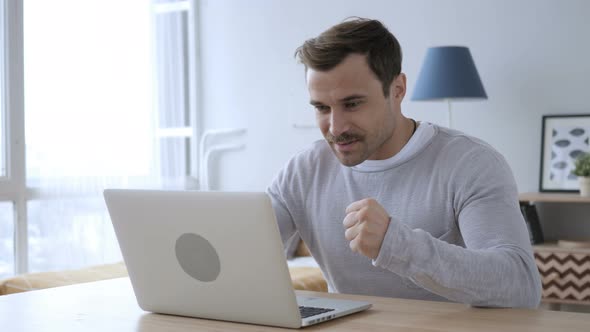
[0,201,14,279]
[18,0,199,273]
[0,0,199,276]
[153,0,200,188]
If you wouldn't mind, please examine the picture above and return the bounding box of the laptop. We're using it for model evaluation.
[103,189,371,328]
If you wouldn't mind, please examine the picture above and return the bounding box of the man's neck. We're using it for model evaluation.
[377,116,417,160]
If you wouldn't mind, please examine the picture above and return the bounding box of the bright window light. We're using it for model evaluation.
[24,0,157,272]
[24,0,155,179]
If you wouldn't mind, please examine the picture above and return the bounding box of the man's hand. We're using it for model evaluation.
[343,198,391,259]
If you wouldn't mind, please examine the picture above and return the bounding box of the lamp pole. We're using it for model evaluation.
[446,98,453,129]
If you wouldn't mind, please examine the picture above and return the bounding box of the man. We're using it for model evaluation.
[267,18,541,308]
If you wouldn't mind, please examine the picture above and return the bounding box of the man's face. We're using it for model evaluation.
[307,54,405,166]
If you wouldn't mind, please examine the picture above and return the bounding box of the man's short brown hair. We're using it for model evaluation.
[295,18,402,97]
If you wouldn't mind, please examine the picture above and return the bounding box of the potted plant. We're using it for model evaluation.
[573,152,590,196]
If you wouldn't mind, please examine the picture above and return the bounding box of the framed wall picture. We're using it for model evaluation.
[539,114,590,192]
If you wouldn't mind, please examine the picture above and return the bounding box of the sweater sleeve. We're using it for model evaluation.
[267,168,299,258]
[373,146,542,308]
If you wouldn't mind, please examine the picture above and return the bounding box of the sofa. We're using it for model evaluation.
[0,241,327,295]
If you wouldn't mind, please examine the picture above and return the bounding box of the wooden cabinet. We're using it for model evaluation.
[519,192,590,204]
[519,193,590,305]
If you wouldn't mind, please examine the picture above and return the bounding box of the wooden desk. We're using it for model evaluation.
[1,278,589,331]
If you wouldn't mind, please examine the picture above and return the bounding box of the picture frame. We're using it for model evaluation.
[539,114,590,192]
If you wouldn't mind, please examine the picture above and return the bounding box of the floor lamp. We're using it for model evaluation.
[411,46,487,128]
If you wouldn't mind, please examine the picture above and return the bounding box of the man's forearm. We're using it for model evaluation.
[373,221,542,308]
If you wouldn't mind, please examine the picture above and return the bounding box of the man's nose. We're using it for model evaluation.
[329,109,349,137]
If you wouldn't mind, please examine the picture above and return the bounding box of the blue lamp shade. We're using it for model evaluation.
[412,46,487,101]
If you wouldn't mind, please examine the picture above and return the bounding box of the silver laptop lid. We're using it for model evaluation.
[104,189,302,328]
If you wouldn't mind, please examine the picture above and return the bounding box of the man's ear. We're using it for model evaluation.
[390,73,407,100]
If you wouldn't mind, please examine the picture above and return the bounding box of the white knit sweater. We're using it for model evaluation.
[267,122,541,308]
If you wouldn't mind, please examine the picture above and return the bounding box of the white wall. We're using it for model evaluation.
[198,0,590,236]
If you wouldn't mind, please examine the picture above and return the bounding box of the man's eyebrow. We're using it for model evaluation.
[310,95,366,106]
[339,95,366,102]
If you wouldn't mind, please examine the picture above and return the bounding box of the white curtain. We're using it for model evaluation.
[23,0,189,272]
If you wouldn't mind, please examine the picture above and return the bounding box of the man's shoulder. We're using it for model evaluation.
[424,127,512,181]
[430,127,515,185]
[433,127,502,159]
[270,139,338,193]
[288,139,336,167]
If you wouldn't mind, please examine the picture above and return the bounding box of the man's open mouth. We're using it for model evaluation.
[336,139,358,145]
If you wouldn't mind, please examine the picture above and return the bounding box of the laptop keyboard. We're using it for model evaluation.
[299,306,335,318]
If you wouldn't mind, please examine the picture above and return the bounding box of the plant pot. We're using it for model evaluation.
[578,176,590,197]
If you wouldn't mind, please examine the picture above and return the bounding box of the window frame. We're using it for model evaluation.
[152,0,201,188]
[0,0,27,275]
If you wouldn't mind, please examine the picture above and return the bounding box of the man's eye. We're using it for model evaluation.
[315,105,330,113]
[345,101,360,108]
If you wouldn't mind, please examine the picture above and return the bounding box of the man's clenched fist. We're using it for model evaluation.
[343,198,391,259]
